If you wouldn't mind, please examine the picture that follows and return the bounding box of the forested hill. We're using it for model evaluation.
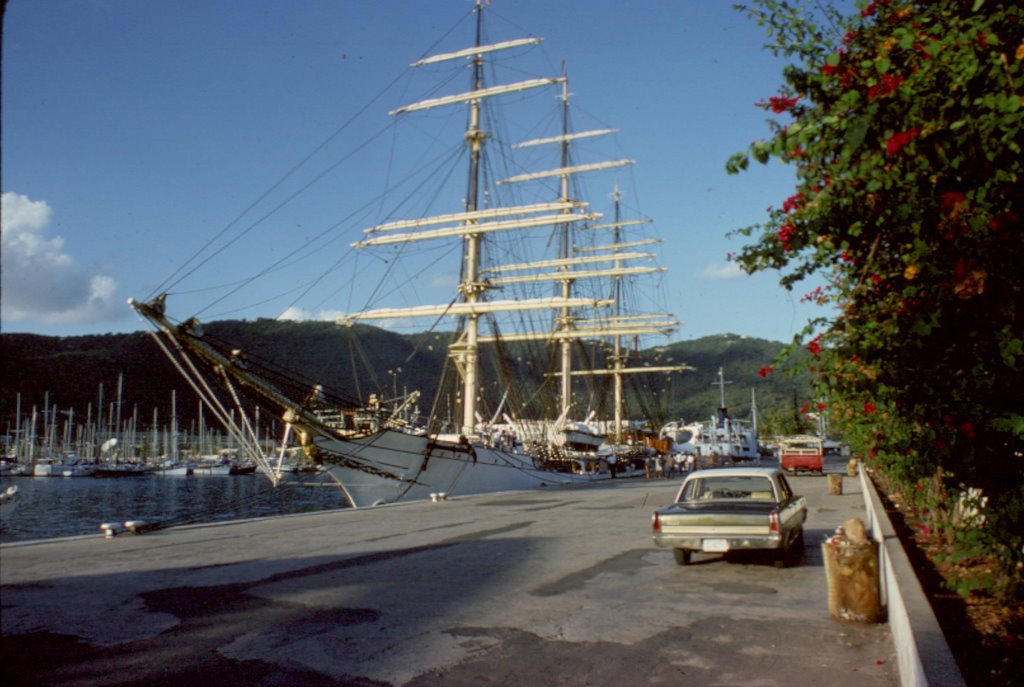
[1,321,810,434]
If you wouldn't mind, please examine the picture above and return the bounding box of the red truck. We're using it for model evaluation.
[779,436,824,474]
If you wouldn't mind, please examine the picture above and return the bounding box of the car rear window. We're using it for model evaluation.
[680,475,776,502]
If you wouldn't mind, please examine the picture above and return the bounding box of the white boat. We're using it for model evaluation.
[155,461,194,476]
[192,455,233,476]
[129,0,687,507]
[660,367,760,464]
[0,484,20,523]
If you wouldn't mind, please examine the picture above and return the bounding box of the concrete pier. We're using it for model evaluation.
[1,474,897,686]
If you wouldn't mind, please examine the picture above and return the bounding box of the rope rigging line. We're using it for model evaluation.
[149,60,418,302]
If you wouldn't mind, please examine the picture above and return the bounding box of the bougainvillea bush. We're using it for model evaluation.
[729,0,1023,597]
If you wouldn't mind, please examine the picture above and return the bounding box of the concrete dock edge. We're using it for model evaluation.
[859,468,966,687]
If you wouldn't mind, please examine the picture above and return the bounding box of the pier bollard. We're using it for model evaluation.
[847,458,859,477]
[827,473,844,495]
[822,518,883,623]
[100,523,119,538]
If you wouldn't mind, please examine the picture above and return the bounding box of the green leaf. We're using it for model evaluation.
[753,142,770,164]
[845,116,870,153]
[726,152,750,174]
[876,57,891,74]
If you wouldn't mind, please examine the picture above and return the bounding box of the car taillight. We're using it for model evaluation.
[652,512,661,532]
[769,510,780,534]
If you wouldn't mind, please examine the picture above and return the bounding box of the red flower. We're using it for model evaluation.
[863,401,877,414]
[758,365,774,378]
[867,74,905,101]
[821,63,840,76]
[940,191,965,215]
[782,192,804,213]
[759,95,800,113]
[777,223,795,251]
[806,335,822,356]
[861,0,890,17]
[988,210,1020,231]
[885,128,920,155]
[959,422,975,438]
[815,403,827,411]
[800,402,811,415]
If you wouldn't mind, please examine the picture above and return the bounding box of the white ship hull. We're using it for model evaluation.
[314,429,597,508]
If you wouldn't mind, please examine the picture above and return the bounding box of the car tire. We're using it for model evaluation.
[673,548,692,566]
[773,550,788,568]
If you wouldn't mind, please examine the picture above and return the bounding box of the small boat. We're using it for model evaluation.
[191,457,232,476]
[92,463,153,478]
[154,462,194,476]
[0,484,20,523]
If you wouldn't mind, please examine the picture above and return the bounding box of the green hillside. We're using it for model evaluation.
[1,323,811,437]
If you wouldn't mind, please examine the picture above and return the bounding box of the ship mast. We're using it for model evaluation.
[611,184,625,445]
[457,0,487,437]
[558,68,573,420]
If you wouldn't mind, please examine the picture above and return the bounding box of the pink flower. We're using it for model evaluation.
[801,286,824,303]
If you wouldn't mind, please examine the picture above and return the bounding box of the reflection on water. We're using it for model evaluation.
[0,474,350,543]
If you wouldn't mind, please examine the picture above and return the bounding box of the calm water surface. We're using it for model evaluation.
[0,473,350,543]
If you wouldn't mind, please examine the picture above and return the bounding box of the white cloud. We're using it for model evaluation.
[277,306,344,322]
[1,192,123,325]
[696,262,744,280]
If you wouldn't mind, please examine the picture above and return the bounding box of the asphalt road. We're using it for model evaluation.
[1,468,897,686]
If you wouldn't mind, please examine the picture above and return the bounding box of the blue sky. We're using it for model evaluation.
[1,0,838,344]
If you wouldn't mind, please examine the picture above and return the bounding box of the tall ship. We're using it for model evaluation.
[130,0,689,507]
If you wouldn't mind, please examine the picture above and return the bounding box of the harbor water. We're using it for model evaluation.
[0,473,350,544]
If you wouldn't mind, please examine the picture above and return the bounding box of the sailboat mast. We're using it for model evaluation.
[612,183,624,445]
[558,69,573,418]
[459,0,487,436]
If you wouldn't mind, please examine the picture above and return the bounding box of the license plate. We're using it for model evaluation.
[702,539,729,553]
